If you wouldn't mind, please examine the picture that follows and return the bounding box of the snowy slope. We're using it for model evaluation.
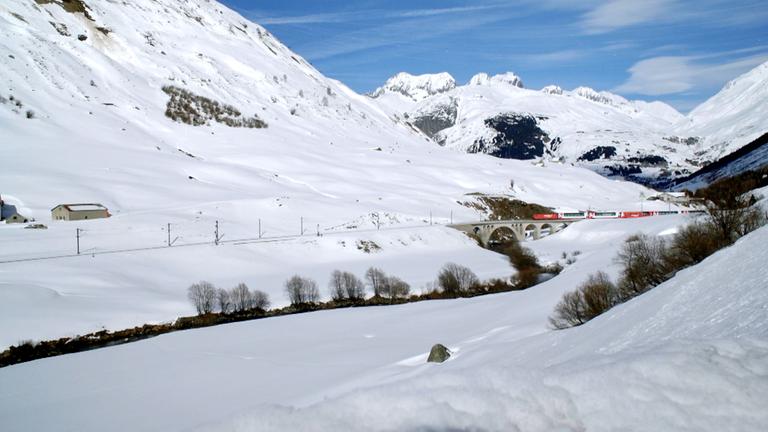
[674,131,768,190]
[0,0,680,347]
[2,217,766,431]
[370,72,694,184]
[678,61,768,162]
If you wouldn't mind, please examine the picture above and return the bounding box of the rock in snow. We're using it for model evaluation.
[427,343,451,363]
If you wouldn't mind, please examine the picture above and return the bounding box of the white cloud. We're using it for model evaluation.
[253,4,503,26]
[521,49,586,65]
[256,12,361,25]
[582,0,677,34]
[298,12,512,60]
[614,53,768,96]
[398,5,497,18]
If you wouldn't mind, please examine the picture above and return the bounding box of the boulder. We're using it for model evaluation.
[427,344,451,363]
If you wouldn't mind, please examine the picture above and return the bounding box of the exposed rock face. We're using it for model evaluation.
[578,146,617,161]
[605,164,642,177]
[628,155,668,168]
[468,114,554,160]
[427,344,451,363]
[411,98,458,138]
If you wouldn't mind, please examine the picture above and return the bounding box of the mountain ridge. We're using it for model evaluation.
[369,62,768,185]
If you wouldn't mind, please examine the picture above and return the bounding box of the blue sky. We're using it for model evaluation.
[224,0,768,112]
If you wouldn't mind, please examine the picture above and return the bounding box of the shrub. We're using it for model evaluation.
[494,239,543,289]
[513,267,542,289]
[704,195,766,245]
[500,240,541,272]
[285,275,319,306]
[188,281,217,315]
[25,110,35,119]
[666,222,720,268]
[581,272,617,320]
[436,263,479,296]
[549,271,617,329]
[161,85,267,128]
[616,234,669,301]
[549,291,587,329]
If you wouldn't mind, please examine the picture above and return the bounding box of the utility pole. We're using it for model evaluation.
[167,223,171,247]
[76,228,81,255]
[429,211,433,226]
[214,220,220,245]
[450,210,453,225]
[300,217,304,236]
[258,218,262,239]
[316,223,320,237]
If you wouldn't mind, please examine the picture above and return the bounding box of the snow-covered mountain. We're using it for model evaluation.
[370,72,457,101]
[677,61,768,162]
[369,64,768,186]
[369,71,694,185]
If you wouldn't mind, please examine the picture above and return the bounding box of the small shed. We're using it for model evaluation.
[1,197,28,224]
[5,211,29,224]
[51,203,111,221]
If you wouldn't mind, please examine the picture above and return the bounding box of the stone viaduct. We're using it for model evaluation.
[448,219,576,246]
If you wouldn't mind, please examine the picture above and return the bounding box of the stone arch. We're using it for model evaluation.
[539,223,553,237]
[488,226,518,245]
[524,223,540,240]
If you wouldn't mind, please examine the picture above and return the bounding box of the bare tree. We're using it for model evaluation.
[217,288,231,314]
[365,267,386,298]
[330,271,365,302]
[285,275,320,306]
[437,263,480,296]
[705,195,766,245]
[329,270,346,301]
[187,281,217,315]
[342,272,365,301]
[549,290,586,329]
[382,276,410,300]
[230,283,252,312]
[251,290,271,311]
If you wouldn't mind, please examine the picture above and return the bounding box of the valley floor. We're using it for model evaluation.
[5,216,764,432]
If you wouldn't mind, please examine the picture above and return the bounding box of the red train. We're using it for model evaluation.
[532,210,703,220]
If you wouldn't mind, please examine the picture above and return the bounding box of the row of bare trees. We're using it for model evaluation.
[285,267,413,307]
[187,282,270,315]
[189,262,492,314]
